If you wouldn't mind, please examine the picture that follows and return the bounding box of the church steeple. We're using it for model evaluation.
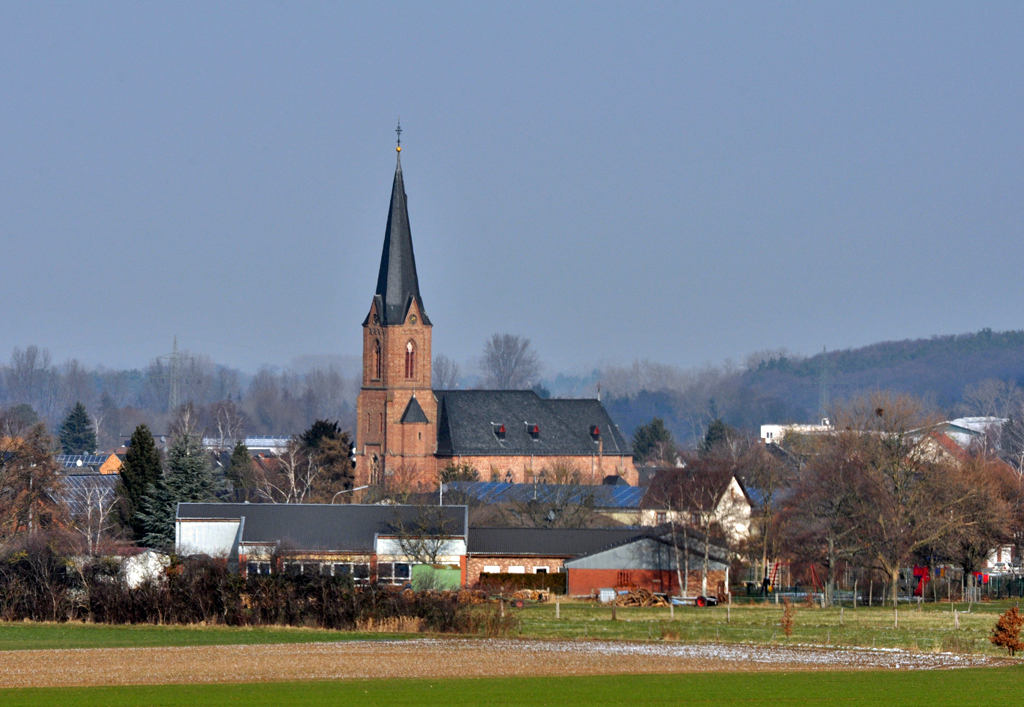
[369,143,430,327]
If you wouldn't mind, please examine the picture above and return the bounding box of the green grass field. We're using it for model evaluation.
[2,670,1024,707]
[0,599,1017,653]
[511,598,1019,654]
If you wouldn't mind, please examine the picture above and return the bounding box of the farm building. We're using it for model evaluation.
[466,526,646,586]
[564,532,730,598]
[175,503,468,588]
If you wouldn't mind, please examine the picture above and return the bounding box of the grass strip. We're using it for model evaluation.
[2,669,1024,707]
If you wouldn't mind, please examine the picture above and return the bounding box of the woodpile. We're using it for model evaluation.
[614,588,669,607]
[457,589,489,604]
[511,588,551,603]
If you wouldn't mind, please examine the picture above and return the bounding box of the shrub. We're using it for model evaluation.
[780,598,796,638]
[990,606,1024,656]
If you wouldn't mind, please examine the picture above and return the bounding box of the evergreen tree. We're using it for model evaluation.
[631,417,676,464]
[301,419,356,502]
[59,402,96,455]
[138,429,216,549]
[115,424,163,542]
[701,418,734,455]
[225,440,252,491]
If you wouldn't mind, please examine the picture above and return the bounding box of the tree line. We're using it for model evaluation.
[0,403,357,555]
[633,392,1024,606]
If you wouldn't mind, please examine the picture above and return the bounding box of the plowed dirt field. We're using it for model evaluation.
[0,639,1007,688]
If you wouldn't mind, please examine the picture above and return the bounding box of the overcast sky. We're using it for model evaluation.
[1,3,1021,376]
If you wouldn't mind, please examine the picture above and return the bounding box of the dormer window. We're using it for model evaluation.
[493,424,506,440]
[526,423,540,440]
[590,425,601,440]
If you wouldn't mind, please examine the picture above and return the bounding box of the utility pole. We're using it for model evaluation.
[156,336,191,412]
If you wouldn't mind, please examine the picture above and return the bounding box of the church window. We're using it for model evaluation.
[379,413,384,433]
[405,341,416,379]
[373,340,382,380]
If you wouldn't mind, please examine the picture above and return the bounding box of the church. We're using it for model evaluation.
[354,142,637,490]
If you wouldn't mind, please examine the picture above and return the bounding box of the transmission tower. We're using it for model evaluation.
[818,346,830,424]
[156,336,191,412]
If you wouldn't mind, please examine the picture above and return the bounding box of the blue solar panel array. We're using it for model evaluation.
[56,454,111,468]
[444,481,645,508]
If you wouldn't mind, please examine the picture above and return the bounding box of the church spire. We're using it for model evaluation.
[370,129,429,326]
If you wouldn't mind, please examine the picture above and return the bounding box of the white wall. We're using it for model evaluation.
[176,519,241,557]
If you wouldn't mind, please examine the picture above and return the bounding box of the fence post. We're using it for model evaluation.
[556,596,560,620]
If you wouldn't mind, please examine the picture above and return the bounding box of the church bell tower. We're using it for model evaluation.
[355,134,437,489]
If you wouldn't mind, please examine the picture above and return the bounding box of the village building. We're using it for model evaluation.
[563,531,731,598]
[354,146,636,490]
[175,503,469,589]
[465,526,644,586]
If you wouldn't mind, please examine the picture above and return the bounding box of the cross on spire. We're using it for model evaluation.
[395,119,402,151]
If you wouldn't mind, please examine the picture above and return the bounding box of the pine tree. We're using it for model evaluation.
[701,418,734,455]
[116,424,163,542]
[226,440,252,491]
[138,429,216,549]
[631,418,676,464]
[59,402,96,455]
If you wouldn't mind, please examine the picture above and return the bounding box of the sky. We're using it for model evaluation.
[1,2,1022,377]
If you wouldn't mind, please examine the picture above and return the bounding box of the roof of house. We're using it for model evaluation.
[467,527,646,557]
[434,390,630,457]
[639,466,752,511]
[176,503,467,553]
[563,533,730,570]
[445,481,644,508]
[364,154,429,327]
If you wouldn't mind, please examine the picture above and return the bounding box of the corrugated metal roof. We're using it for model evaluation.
[176,503,467,553]
[467,527,646,557]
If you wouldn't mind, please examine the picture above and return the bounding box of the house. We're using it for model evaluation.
[564,530,731,598]
[175,503,469,589]
[465,526,646,586]
[639,468,753,544]
[353,146,637,489]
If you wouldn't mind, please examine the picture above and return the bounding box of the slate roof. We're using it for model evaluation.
[445,481,644,508]
[434,390,630,457]
[364,154,430,327]
[400,396,429,423]
[467,527,646,557]
[176,503,467,553]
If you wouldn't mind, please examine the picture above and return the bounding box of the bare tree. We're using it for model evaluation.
[481,334,540,390]
[385,505,464,565]
[432,355,460,390]
[60,480,117,555]
[502,458,601,528]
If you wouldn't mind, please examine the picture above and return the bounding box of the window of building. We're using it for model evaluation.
[483,565,501,574]
[405,341,416,378]
[656,512,667,524]
[379,413,384,433]
[246,562,271,576]
[533,567,549,574]
[373,340,382,380]
[508,566,526,574]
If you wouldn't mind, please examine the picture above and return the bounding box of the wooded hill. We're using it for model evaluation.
[602,329,1024,444]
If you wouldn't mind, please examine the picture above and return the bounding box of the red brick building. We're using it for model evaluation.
[355,148,636,490]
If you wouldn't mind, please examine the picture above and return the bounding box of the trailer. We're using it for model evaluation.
[671,595,719,608]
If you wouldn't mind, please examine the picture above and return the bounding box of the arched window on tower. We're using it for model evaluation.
[373,340,381,381]
[405,341,416,379]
